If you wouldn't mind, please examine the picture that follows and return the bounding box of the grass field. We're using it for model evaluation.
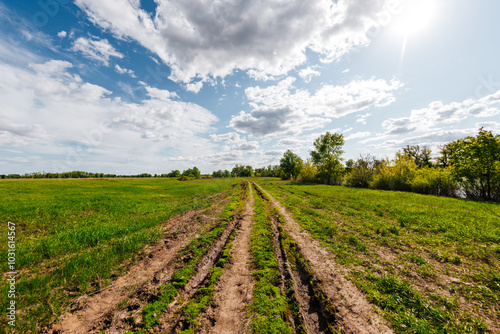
[0,178,239,332]
[254,178,500,333]
[1,177,499,333]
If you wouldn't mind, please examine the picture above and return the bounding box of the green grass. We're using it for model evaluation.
[254,178,499,333]
[249,187,294,334]
[0,178,240,333]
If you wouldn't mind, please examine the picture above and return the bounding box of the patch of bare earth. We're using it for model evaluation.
[159,205,245,332]
[46,191,232,334]
[254,182,393,334]
[198,184,256,334]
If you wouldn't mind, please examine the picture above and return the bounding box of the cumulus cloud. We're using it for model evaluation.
[0,58,218,172]
[356,112,371,124]
[70,36,123,66]
[346,131,371,140]
[209,132,242,143]
[115,64,136,77]
[209,132,259,151]
[298,66,321,83]
[0,117,47,147]
[230,77,401,137]
[57,31,67,38]
[382,91,500,135]
[75,0,396,85]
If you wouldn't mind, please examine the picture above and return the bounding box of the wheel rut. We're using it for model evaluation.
[202,183,256,333]
[253,182,394,334]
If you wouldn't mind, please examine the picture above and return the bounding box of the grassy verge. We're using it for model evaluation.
[248,186,294,334]
[0,178,239,333]
[254,178,499,333]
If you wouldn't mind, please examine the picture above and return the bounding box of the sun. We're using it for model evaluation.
[392,0,436,36]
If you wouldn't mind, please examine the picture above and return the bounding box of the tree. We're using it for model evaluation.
[449,128,500,201]
[231,164,254,177]
[344,155,376,188]
[403,145,432,168]
[310,132,345,185]
[279,150,303,180]
[437,144,456,168]
[182,167,201,178]
[167,170,181,177]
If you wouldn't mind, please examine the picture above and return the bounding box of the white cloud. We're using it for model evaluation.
[0,58,219,173]
[298,66,321,83]
[356,112,371,124]
[382,91,500,135]
[346,131,371,140]
[209,132,242,143]
[230,77,402,137]
[209,132,259,151]
[144,86,179,100]
[114,64,136,77]
[185,81,204,94]
[70,36,123,66]
[75,0,396,85]
[57,31,67,38]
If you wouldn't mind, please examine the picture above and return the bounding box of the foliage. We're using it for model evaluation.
[449,128,500,201]
[310,132,345,185]
[279,150,303,180]
[255,165,281,178]
[211,169,231,178]
[344,155,376,188]
[403,145,433,168]
[370,153,417,191]
[231,164,254,177]
[297,160,318,183]
[167,169,181,177]
[410,167,458,197]
[182,166,201,178]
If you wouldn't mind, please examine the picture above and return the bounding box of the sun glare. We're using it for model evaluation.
[393,0,436,36]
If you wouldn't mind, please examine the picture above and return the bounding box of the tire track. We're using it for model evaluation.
[253,182,393,334]
[204,183,255,333]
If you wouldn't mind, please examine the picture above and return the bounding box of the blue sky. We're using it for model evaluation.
[1,0,500,174]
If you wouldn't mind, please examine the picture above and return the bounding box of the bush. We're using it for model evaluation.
[370,154,416,192]
[344,158,374,188]
[410,167,458,197]
[297,160,318,183]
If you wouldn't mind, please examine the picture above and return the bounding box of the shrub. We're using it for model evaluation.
[410,167,458,197]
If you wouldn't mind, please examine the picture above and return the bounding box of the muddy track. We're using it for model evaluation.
[160,182,249,333]
[47,191,233,334]
[198,183,256,333]
[253,182,393,334]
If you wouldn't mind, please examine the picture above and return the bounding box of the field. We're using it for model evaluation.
[1,178,499,333]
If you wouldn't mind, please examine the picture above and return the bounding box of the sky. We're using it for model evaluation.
[1,0,500,175]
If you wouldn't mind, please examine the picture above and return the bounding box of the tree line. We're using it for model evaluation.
[273,128,500,202]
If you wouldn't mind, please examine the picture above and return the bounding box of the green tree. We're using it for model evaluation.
[182,167,201,178]
[167,170,181,177]
[231,164,254,177]
[310,132,345,185]
[344,155,375,188]
[403,145,433,168]
[279,150,303,180]
[449,128,500,201]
